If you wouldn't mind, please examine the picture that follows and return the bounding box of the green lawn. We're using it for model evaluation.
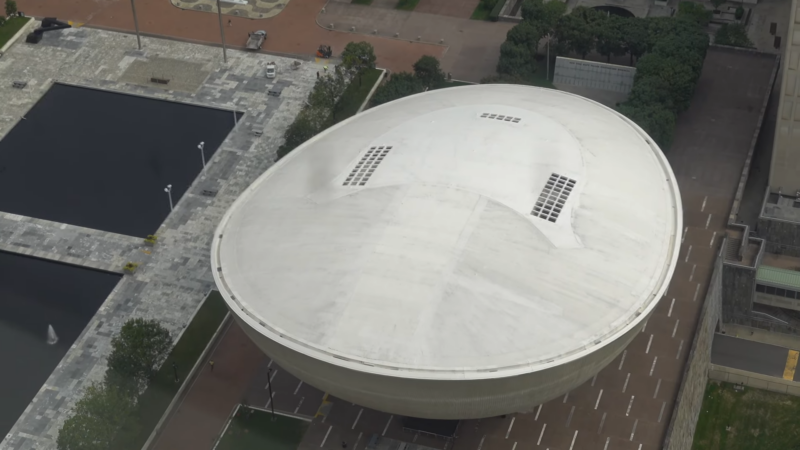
[0,17,31,49]
[111,291,229,450]
[335,68,383,123]
[692,381,800,450]
[470,2,492,20]
[217,407,309,450]
[396,0,420,10]
[352,0,373,5]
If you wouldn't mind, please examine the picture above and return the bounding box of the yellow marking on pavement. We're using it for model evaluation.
[783,350,799,380]
[141,249,151,255]
[315,393,331,418]
[67,21,84,28]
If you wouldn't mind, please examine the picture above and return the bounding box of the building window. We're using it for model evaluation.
[756,284,766,293]
[788,290,799,299]
[766,286,776,295]
[777,288,787,297]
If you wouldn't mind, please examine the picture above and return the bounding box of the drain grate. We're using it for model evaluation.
[480,113,521,123]
[531,173,576,223]
[343,146,392,186]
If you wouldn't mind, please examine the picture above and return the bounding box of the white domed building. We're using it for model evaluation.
[211,84,681,419]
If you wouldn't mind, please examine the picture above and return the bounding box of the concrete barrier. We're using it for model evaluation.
[709,364,800,396]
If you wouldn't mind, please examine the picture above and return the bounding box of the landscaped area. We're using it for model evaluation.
[336,68,383,121]
[217,407,309,450]
[109,291,229,450]
[0,16,29,48]
[692,381,800,449]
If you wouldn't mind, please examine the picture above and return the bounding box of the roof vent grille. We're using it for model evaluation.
[531,173,576,223]
[480,112,521,123]
[343,146,392,186]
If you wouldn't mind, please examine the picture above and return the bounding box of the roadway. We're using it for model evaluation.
[712,333,800,381]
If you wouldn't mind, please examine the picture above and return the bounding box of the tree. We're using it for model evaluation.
[634,54,697,111]
[5,0,16,17]
[105,318,171,392]
[277,106,331,159]
[594,16,626,63]
[497,41,536,76]
[56,383,137,450]
[309,67,347,119]
[715,23,754,48]
[413,55,445,88]
[619,17,649,65]
[626,75,676,111]
[340,41,376,86]
[555,12,595,59]
[677,1,711,27]
[710,0,725,12]
[618,103,677,150]
[371,72,425,106]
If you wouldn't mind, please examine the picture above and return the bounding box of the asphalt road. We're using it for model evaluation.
[711,334,795,380]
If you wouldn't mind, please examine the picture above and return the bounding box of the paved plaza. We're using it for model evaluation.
[0,26,318,450]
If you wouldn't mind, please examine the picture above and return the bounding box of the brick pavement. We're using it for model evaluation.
[151,320,265,450]
[0,27,317,450]
[414,0,481,19]
[15,0,447,76]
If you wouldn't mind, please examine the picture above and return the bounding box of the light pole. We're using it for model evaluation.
[216,0,228,63]
[198,141,206,168]
[266,368,276,421]
[130,0,142,50]
[545,34,552,81]
[164,184,173,211]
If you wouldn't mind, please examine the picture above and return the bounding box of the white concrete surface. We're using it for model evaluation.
[212,85,682,418]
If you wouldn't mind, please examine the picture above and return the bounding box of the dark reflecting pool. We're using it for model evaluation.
[0,251,121,437]
[0,83,240,237]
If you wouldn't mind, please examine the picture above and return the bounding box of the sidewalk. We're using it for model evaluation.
[151,320,266,450]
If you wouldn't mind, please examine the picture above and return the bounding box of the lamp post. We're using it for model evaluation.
[198,141,206,168]
[545,34,552,81]
[130,0,142,50]
[172,362,179,383]
[164,184,173,211]
[266,368,276,421]
[216,0,228,63]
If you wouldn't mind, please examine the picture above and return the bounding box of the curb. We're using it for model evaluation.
[355,68,386,114]
[0,17,35,55]
[141,312,233,450]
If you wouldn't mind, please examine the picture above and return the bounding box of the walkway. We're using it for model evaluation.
[15,0,448,76]
[151,321,265,450]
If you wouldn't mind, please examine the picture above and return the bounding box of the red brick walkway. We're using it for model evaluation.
[151,320,265,450]
[16,0,445,74]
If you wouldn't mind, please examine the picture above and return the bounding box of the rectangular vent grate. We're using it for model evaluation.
[343,146,393,186]
[480,113,521,123]
[531,173,576,223]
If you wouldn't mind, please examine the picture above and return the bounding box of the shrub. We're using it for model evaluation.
[489,0,506,21]
[715,23,753,48]
[677,1,711,27]
[123,262,139,274]
[617,103,677,151]
[277,105,332,159]
[735,5,744,20]
[5,0,16,17]
[144,235,157,245]
[105,318,172,393]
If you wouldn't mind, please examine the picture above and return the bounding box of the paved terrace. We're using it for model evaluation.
[0,27,317,450]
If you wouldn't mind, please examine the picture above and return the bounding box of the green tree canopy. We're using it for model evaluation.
[677,1,711,27]
[715,23,754,48]
[277,106,332,159]
[617,103,677,151]
[371,72,425,106]
[413,55,446,89]
[340,41,377,77]
[309,68,348,119]
[56,383,137,450]
[619,17,649,65]
[634,54,697,111]
[5,0,17,16]
[105,318,171,392]
[594,15,626,62]
[555,12,595,59]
